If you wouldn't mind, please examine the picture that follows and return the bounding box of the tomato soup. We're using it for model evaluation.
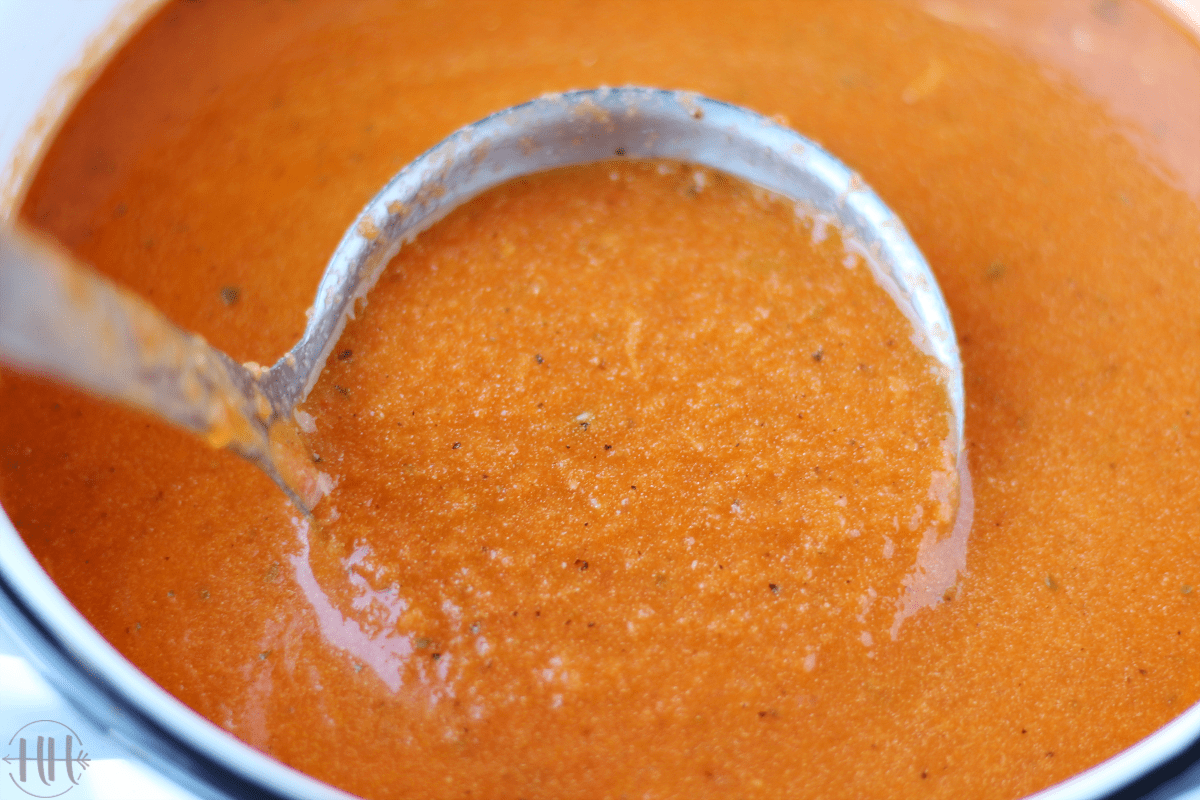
[4,1,1200,799]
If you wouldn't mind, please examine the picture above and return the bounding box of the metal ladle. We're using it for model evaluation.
[0,87,964,514]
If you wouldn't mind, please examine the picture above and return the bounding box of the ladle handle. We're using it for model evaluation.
[0,227,323,513]
[0,227,263,443]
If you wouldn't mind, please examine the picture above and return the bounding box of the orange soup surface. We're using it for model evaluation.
[4,2,1200,799]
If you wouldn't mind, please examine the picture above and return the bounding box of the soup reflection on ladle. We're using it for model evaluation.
[0,87,964,516]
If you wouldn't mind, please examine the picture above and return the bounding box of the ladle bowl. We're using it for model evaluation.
[273,86,964,449]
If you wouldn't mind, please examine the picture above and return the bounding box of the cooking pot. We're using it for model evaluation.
[1,2,1199,798]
